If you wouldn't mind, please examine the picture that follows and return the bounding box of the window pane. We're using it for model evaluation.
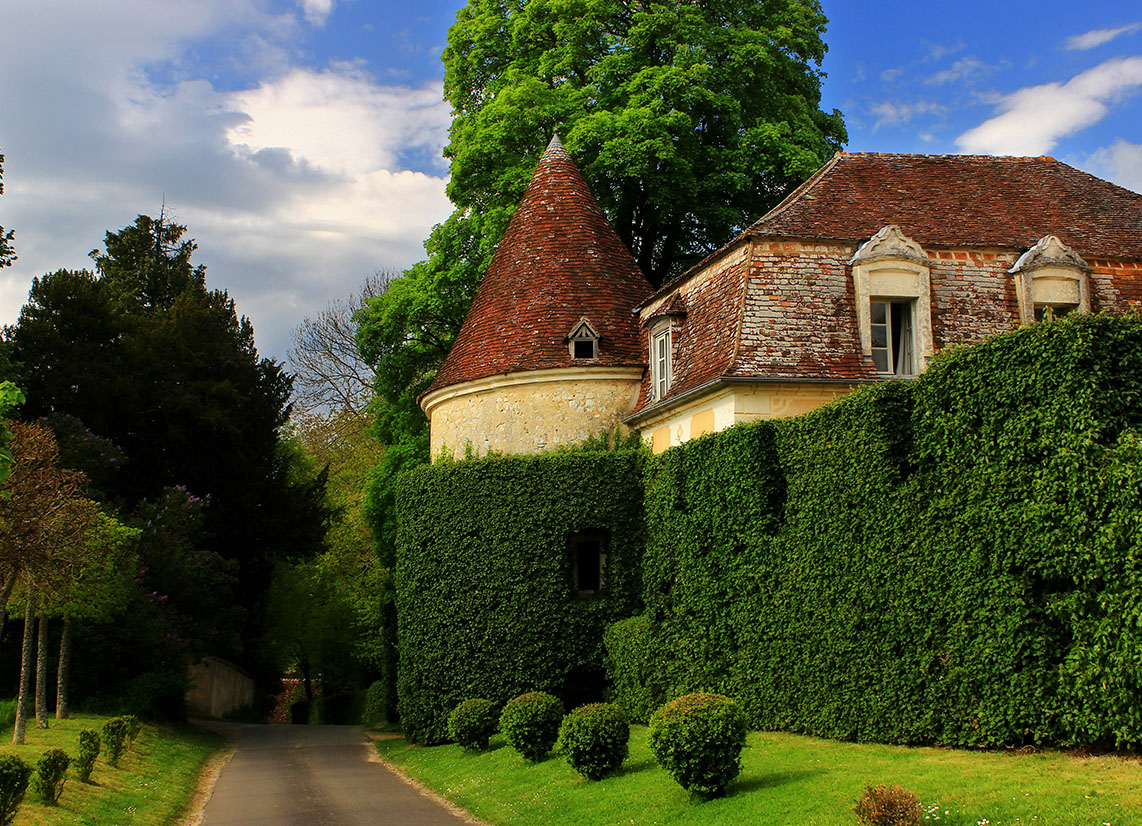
[872,348,888,373]
[870,301,887,324]
[871,324,887,349]
[573,339,595,359]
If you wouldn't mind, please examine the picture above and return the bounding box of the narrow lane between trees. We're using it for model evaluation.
[199,725,477,826]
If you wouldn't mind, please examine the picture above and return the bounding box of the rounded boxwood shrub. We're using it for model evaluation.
[499,692,564,762]
[31,748,70,806]
[75,729,101,783]
[448,698,498,751]
[854,784,923,826]
[555,703,629,780]
[102,716,130,767]
[648,693,747,798]
[0,754,32,826]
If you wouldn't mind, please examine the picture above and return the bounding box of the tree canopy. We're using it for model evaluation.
[3,215,329,686]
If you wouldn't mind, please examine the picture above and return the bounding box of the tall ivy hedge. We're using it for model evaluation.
[635,314,1142,749]
[394,451,644,744]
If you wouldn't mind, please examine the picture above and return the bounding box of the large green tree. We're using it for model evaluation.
[4,216,329,681]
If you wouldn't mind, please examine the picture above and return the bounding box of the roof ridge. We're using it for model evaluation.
[751,151,843,228]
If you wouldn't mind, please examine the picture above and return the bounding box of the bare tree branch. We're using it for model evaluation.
[288,271,393,419]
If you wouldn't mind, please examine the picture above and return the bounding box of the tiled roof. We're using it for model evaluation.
[747,152,1142,258]
[425,136,652,397]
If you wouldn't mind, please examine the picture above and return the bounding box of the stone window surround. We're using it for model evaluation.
[849,225,935,375]
[1008,235,1091,325]
[565,318,600,359]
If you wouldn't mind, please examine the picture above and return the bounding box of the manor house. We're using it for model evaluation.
[419,137,1142,457]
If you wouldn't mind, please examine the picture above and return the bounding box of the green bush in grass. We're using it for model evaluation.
[499,692,564,762]
[649,693,747,798]
[123,714,141,748]
[0,754,31,825]
[448,699,498,751]
[75,729,101,783]
[102,716,130,767]
[555,703,629,780]
[31,748,70,805]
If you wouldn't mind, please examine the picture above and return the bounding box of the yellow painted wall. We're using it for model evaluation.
[639,382,859,454]
[427,370,643,458]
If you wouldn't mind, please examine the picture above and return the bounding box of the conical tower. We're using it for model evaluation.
[421,135,652,458]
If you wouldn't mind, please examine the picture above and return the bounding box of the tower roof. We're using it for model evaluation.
[425,136,652,398]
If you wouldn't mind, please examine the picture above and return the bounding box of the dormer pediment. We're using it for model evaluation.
[1008,234,1089,274]
[849,225,930,267]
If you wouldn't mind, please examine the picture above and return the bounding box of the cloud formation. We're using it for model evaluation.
[301,0,336,26]
[0,0,453,361]
[1090,139,1142,192]
[956,56,1142,155]
[1065,23,1142,51]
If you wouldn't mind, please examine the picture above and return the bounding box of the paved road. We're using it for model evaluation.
[200,725,474,826]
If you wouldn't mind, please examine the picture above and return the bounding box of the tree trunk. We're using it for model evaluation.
[12,594,34,744]
[0,569,17,643]
[35,612,50,729]
[56,616,72,720]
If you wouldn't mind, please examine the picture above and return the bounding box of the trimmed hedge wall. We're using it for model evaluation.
[394,451,644,744]
[636,314,1142,749]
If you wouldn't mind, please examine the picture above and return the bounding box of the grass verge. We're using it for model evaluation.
[376,726,1141,826]
[1,712,224,826]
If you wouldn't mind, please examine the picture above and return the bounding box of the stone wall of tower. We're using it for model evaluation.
[424,368,643,459]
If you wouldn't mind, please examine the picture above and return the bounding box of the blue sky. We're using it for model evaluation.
[1,0,1138,365]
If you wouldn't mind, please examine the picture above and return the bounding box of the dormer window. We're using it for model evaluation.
[1009,235,1090,325]
[566,319,599,360]
[850,226,934,377]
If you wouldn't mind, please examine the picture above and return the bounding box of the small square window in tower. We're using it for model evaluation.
[568,531,608,597]
[566,319,600,360]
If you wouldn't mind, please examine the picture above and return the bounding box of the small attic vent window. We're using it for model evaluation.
[567,320,600,360]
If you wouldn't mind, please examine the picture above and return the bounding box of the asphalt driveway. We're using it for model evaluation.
[199,725,475,826]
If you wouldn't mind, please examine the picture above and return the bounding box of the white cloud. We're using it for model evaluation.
[870,100,946,130]
[301,0,335,26]
[925,57,992,86]
[956,56,1142,155]
[1089,139,1142,192]
[1066,23,1142,51]
[0,0,453,362]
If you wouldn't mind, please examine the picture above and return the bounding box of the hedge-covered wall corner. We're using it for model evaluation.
[394,451,645,744]
[638,313,1142,750]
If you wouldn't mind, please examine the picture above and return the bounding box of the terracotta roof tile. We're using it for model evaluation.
[426,136,652,397]
[747,152,1142,258]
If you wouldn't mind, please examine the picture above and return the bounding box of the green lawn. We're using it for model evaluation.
[376,727,1142,826]
[0,713,224,826]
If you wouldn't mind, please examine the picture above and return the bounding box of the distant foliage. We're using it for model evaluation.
[75,729,101,783]
[102,716,130,767]
[854,784,923,826]
[631,314,1142,749]
[499,692,564,762]
[30,749,70,805]
[394,451,644,744]
[648,693,747,798]
[555,703,629,780]
[0,754,31,826]
[447,699,498,751]
[362,680,388,727]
